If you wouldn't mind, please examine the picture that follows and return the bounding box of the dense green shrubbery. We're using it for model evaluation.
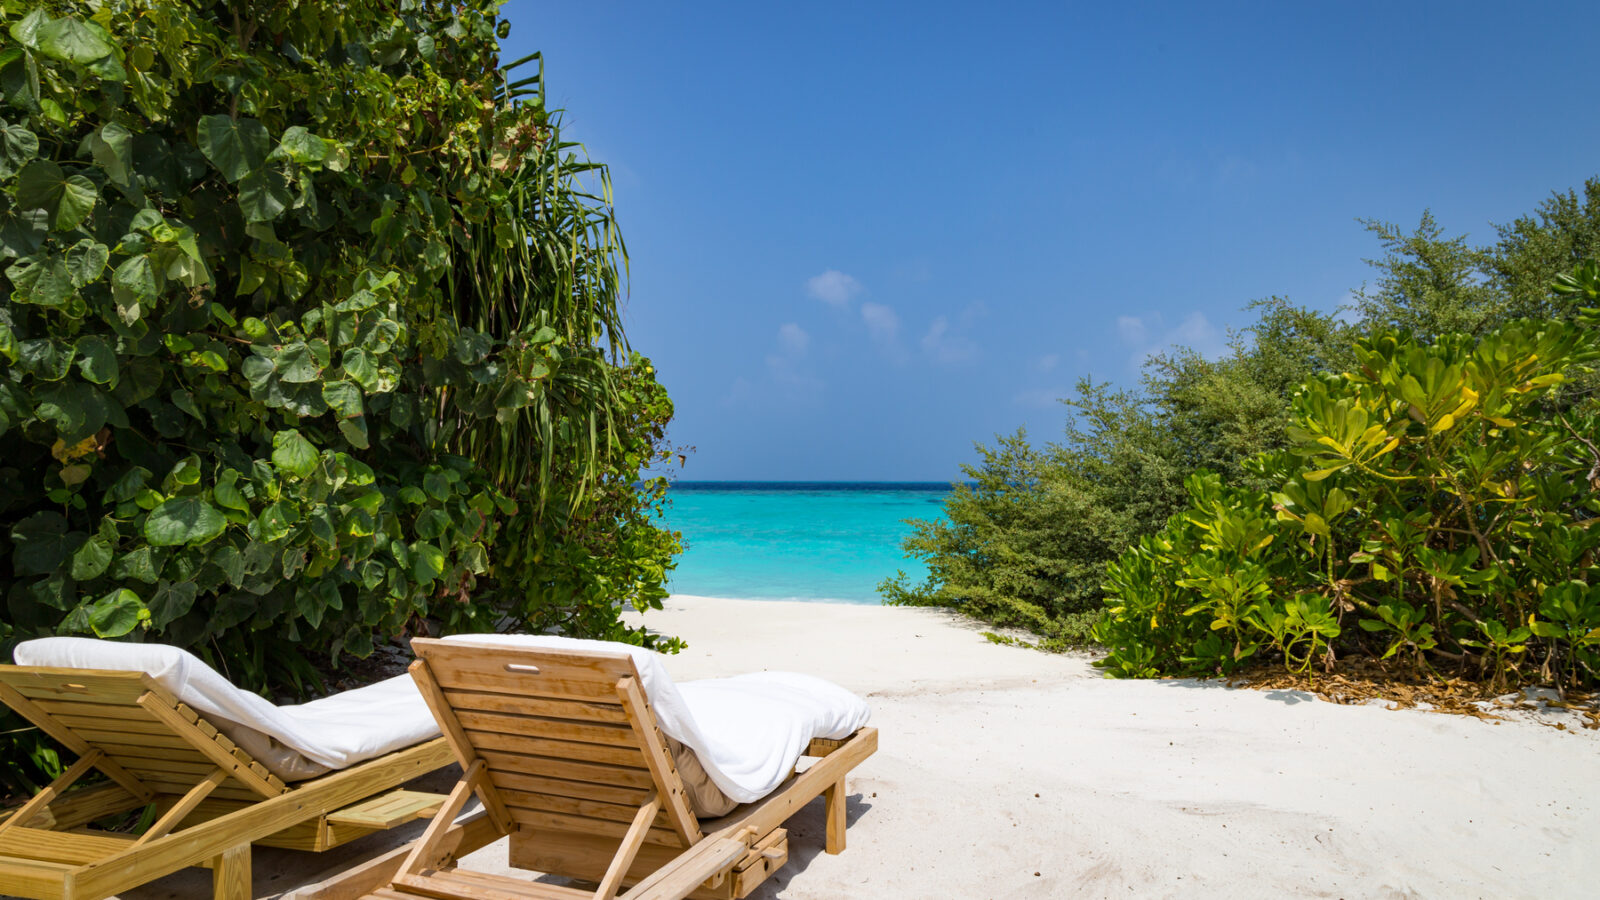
[880,300,1354,648]
[0,1,679,788]
[1097,284,1600,686]
[886,181,1600,659]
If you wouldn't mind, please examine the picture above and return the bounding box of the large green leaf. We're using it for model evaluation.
[15,159,98,230]
[69,536,113,580]
[6,252,72,306]
[65,239,108,286]
[87,589,147,638]
[239,167,291,222]
[410,542,446,583]
[73,334,118,385]
[271,126,330,164]
[272,428,319,478]
[36,17,115,65]
[196,115,269,183]
[321,380,363,418]
[10,511,76,576]
[147,580,198,627]
[144,496,227,546]
[35,381,115,443]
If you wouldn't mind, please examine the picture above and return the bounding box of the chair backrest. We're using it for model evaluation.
[0,666,287,805]
[408,638,703,849]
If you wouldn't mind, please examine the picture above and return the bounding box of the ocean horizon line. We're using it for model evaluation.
[666,480,965,491]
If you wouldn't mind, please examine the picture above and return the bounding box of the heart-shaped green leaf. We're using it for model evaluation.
[271,428,318,479]
[87,588,147,638]
[65,239,108,286]
[15,159,97,230]
[196,115,269,183]
[36,17,115,65]
[6,252,72,306]
[69,536,113,580]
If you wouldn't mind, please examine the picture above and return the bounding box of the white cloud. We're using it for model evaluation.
[746,323,821,403]
[776,322,809,355]
[1117,311,1227,366]
[806,269,863,307]
[920,315,978,364]
[1035,353,1060,373]
[860,302,900,344]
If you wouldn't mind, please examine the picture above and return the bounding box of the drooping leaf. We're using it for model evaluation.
[0,119,38,178]
[81,122,133,186]
[196,115,270,183]
[111,254,158,318]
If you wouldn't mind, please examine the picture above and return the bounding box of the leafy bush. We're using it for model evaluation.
[1097,281,1600,688]
[0,1,679,787]
[880,300,1353,646]
[887,181,1600,654]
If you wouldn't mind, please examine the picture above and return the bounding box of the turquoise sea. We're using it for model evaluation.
[661,482,952,603]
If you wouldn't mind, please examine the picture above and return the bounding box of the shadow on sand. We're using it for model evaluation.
[1152,676,1318,705]
[740,791,873,900]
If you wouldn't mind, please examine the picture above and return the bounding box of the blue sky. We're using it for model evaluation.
[501,1,1600,481]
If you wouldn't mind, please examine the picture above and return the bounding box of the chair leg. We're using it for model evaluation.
[212,842,251,900]
[824,777,847,855]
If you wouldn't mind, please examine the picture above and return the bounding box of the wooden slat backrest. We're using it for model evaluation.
[0,665,287,805]
[409,639,702,849]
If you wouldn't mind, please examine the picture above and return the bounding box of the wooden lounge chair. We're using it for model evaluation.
[0,664,453,900]
[352,637,877,900]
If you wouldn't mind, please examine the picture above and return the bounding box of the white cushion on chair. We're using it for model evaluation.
[13,637,440,779]
[438,634,871,807]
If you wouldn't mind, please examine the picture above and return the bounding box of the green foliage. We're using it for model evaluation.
[882,300,1353,646]
[890,178,1600,677]
[0,1,681,791]
[1097,303,1600,689]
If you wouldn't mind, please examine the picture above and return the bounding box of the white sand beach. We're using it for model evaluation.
[585,596,1598,899]
[135,595,1597,899]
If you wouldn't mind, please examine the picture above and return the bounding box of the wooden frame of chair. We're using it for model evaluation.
[346,638,877,900]
[0,664,455,900]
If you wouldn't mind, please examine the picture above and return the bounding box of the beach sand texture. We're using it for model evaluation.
[128,595,1595,899]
